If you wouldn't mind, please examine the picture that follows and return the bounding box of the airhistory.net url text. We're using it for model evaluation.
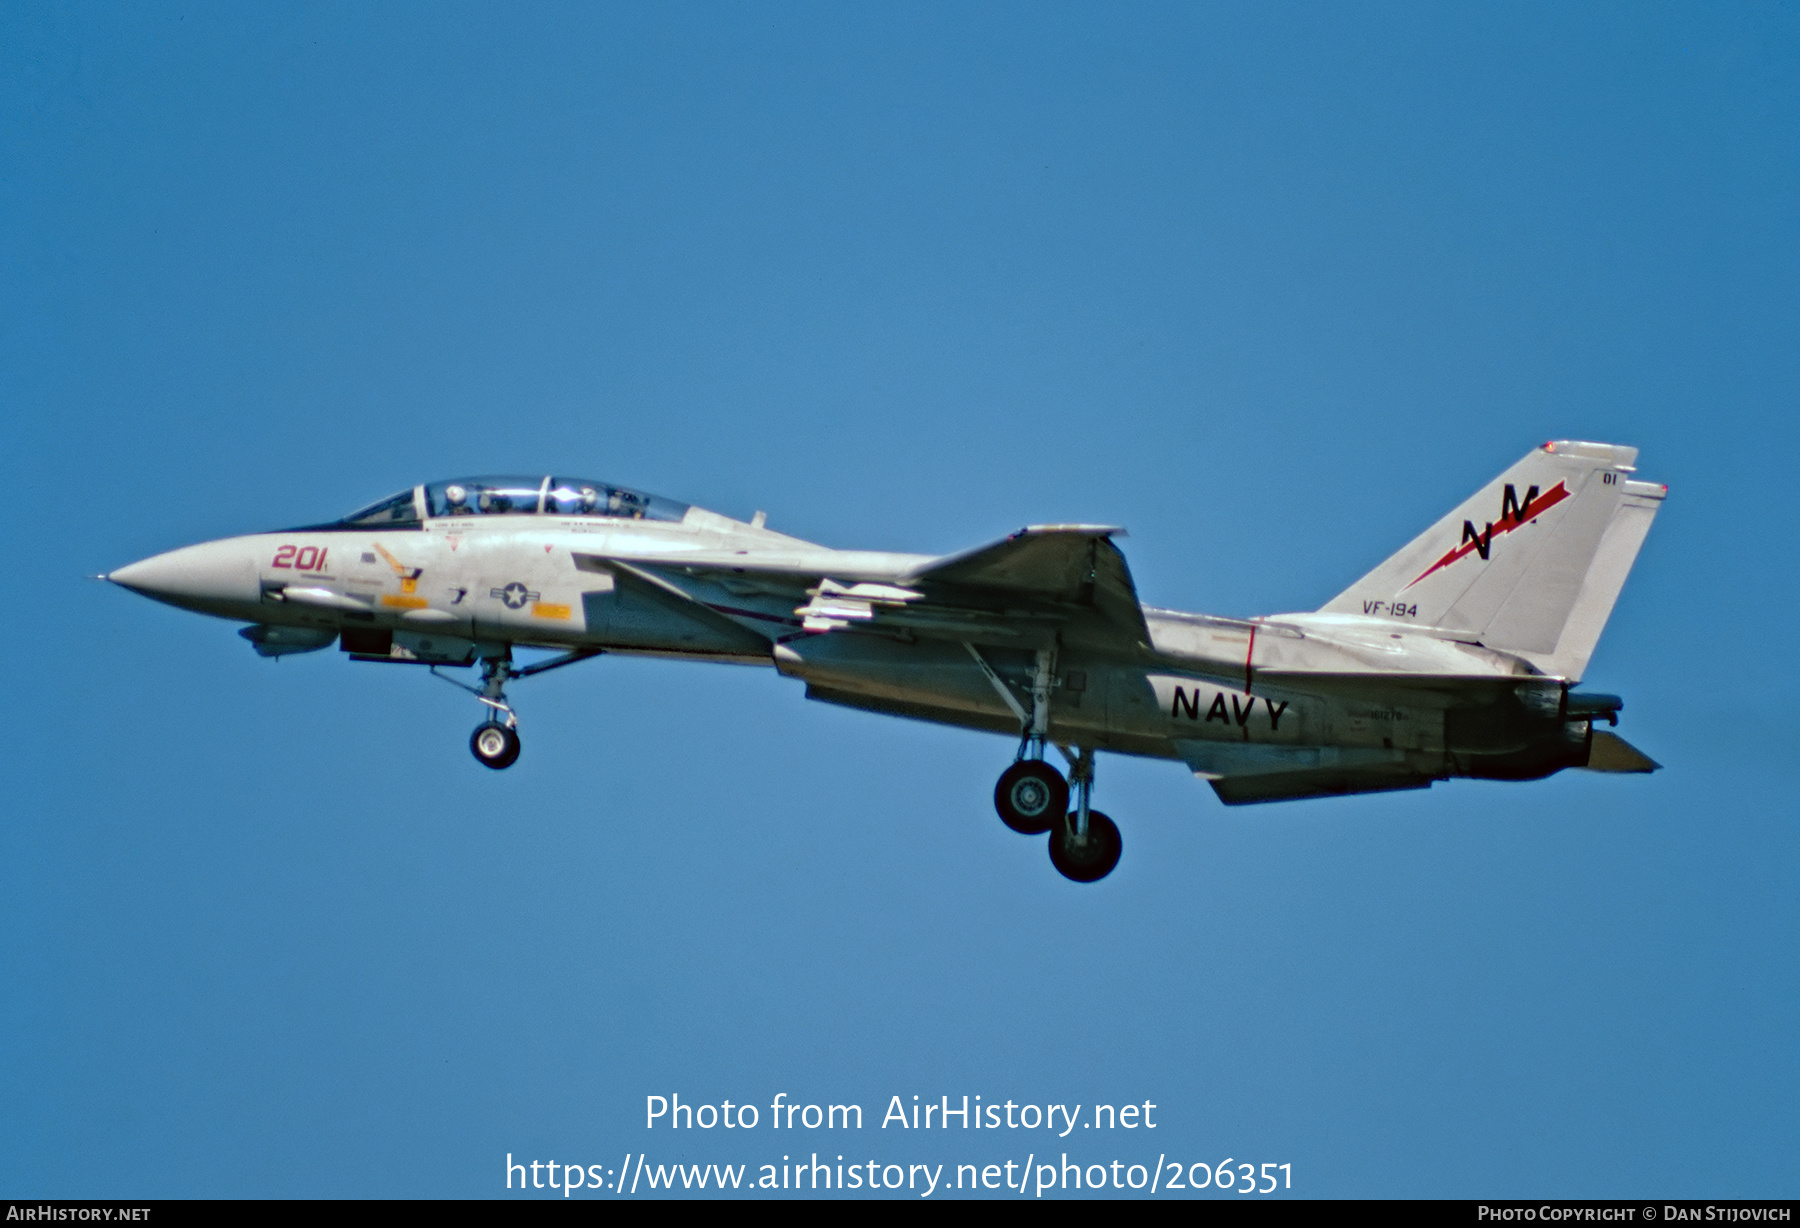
[506,1152,1293,1197]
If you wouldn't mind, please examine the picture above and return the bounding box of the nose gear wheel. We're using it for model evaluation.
[471,721,521,769]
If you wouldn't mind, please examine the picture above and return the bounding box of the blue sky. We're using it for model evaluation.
[2,2,1795,1198]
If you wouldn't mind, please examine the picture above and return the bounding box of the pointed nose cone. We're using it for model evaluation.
[109,539,262,617]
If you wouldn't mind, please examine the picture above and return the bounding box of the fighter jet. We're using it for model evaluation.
[106,441,1663,882]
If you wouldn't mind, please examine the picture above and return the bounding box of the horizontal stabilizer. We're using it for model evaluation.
[1583,731,1660,773]
[1210,769,1435,805]
[1174,739,1441,805]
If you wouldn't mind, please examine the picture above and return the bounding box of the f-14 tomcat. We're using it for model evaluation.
[107,441,1664,882]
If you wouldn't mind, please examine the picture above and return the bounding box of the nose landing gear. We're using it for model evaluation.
[431,647,603,771]
[461,654,523,769]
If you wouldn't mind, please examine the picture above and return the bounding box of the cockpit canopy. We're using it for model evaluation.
[334,476,689,527]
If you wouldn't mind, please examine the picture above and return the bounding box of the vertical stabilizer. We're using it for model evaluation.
[1535,475,1665,679]
[1320,442,1665,679]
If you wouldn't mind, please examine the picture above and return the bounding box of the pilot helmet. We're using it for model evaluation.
[445,484,467,507]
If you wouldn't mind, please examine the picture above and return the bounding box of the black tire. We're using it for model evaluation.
[1048,810,1122,882]
[470,722,521,770]
[994,759,1069,834]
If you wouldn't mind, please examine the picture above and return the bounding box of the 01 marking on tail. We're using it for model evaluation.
[106,444,1665,883]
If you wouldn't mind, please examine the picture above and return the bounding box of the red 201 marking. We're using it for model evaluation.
[271,545,327,572]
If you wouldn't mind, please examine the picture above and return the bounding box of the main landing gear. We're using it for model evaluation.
[431,647,603,771]
[1047,748,1122,884]
[998,745,1121,883]
[973,644,1123,883]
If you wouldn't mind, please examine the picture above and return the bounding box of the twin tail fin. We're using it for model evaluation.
[1319,441,1666,681]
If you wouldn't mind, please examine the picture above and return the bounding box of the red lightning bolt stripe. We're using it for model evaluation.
[1403,481,1571,590]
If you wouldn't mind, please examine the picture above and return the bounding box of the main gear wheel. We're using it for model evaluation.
[1048,809,1121,882]
[994,759,1069,834]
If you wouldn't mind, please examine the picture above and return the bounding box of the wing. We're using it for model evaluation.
[895,525,1150,650]
[786,526,1149,651]
[911,524,1125,592]
[571,525,1150,656]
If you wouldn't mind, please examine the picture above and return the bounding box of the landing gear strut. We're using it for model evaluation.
[432,647,603,770]
[983,645,1066,832]
[968,642,1122,881]
[469,656,521,769]
[1047,747,1121,882]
